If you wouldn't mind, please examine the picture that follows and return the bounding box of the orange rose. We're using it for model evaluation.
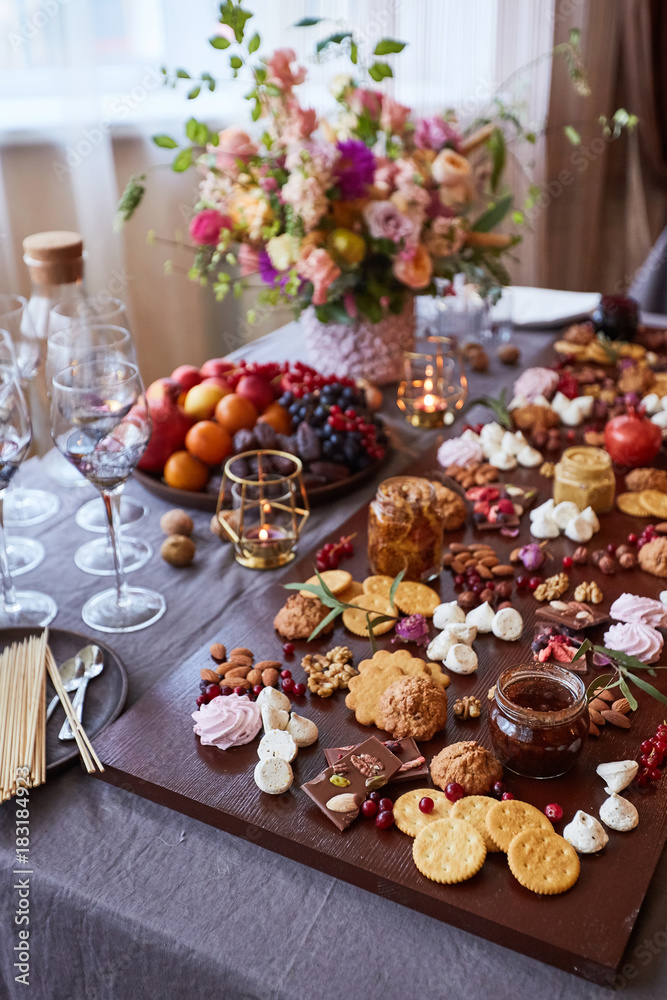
[392,243,433,289]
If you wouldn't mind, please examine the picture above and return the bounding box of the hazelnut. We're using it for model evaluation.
[598,555,617,575]
[532,429,548,449]
[615,544,631,557]
[160,508,193,537]
[497,344,520,365]
[572,546,588,565]
[469,348,489,373]
[160,534,196,567]
[211,509,240,542]
[495,580,513,599]
[497,601,513,610]
[457,590,477,610]
[590,549,605,566]
[479,588,496,605]
[618,551,637,569]
[209,643,226,662]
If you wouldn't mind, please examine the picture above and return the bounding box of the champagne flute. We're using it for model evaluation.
[0,294,61,528]
[0,361,57,627]
[51,359,165,632]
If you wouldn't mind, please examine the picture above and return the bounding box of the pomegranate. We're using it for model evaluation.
[604,407,662,468]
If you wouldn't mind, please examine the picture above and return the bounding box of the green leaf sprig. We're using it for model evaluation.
[573,640,667,708]
[462,387,512,429]
[284,569,405,654]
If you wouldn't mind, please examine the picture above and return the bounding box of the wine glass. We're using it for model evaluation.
[0,361,57,627]
[49,296,129,334]
[51,359,165,632]
[0,294,61,528]
[47,324,151,575]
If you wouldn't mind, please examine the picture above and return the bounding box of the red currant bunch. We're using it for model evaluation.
[315,533,356,573]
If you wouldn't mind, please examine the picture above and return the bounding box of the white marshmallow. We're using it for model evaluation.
[599,794,639,832]
[564,515,594,543]
[258,729,297,762]
[517,445,543,468]
[491,607,523,641]
[261,704,289,734]
[433,601,466,629]
[563,810,609,853]
[465,601,496,633]
[287,713,318,748]
[444,643,479,675]
[596,760,639,795]
[254,757,293,795]
[553,500,580,530]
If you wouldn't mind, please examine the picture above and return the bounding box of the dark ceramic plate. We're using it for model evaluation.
[0,627,128,774]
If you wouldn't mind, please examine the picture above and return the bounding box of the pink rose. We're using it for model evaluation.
[266,48,307,91]
[380,96,411,135]
[392,243,433,289]
[414,115,462,151]
[348,88,383,120]
[362,200,418,245]
[189,209,232,246]
[298,248,341,305]
[344,291,358,319]
[374,157,399,196]
[212,127,258,176]
[238,244,262,276]
[283,102,318,142]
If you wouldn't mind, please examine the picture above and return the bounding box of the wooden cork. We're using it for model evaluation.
[23,231,84,285]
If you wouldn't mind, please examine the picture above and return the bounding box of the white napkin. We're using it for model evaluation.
[508,286,600,328]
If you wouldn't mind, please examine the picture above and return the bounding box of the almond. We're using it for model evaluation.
[225,665,251,678]
[230,646,254,658]
[593,687,615,703]
[611,698,631,715]
[601,709,631,729]
[200,668,219,683]
[449,543,469,553]
[588,707,606,726]
[254,660,283,671]
[262,667,280,687]
[588,720,600,737]
[452,558,469,575]
[216,661,246,676]
[479,555,500,568]
[589,697,609,714]
[510,547,521,563]
[209,643,226,663]
[491,564,514,577]
[247,668,263,686]
[477,565,493,580]
[443,553,455,567]
[225,676,251,690]
[228,654,253,667]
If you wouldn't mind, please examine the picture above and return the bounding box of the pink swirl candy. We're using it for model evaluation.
[513,367,560,402]
[437,436,483,469]
[192,693,262,750]
[603,622,664,664]
[610,593,667,628]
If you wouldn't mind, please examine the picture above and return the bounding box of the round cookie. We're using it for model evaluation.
[394,788,452,837]
[379,675,448,741]
[485,799,553,853]
[451,795,502,852]
[273,593,335,640]
[430,741,503,796]
[413,817,487,884]
[507,828,580,895]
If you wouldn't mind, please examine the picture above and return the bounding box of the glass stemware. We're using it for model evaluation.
[0,362,57,627]
[49,296,129,334]
[0,294,61,528]
[51,359,165,632]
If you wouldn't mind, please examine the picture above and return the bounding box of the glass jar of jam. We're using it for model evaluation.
[553,446,615,513]
[488,662,589,778]
[367,476,444,582]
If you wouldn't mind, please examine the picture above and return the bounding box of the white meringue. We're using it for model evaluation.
[426,631,456,662]
[480,422,504,445]
[258,729,297,762]
[660,590,667,607]
[579,506,600,532]
[517,445,543,468]
[553,500,580,529]
[444,643,479,675]
[254,757,293,795]
[650,410,667,428]
[530,513,560,539]
[489,449,517,471]
[261,704,290,733]
[564,515,595,543]
[501,430,524,456]
[465,601,496,633]
[641,392,661,414]
[530,499,554,522]
[596,760,639,795]
[563,810,609,853]
[599,794,639,832]
[491,607,523,641]
[432,601,465,630]
[256,686,292,712]
[445,623,477,645]
[287,713,318,748]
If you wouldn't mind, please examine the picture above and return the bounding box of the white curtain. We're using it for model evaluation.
[0,0,555,383]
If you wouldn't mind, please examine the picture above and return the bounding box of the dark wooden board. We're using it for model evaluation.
[94,341,667,988]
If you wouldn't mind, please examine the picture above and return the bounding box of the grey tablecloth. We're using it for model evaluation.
[2,320,667,1000]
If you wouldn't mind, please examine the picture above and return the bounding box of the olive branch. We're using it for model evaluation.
[284,569,405,653]
[573,639,667,710]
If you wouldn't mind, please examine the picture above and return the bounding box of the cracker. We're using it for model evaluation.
[362,575,393,599]
[485,799,553,853]
[639,490,667,519]
[342,594,397,638]
[412,817,487,884]
[452,795,502,852]
[300,569,352,598]
[394,581,441,617]
[616,492,651,516]
[507,828,580,895]
[394,788,452,837]
[337,580,365,604]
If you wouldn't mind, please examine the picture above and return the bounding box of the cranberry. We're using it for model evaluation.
[516,576,529,589]
[379,797,393,812]
[281,677,294,693]
[485,581,495,590]
[282,642,295,656]
[471,582,484,595]
[544,802,563,822]
[198,680,208,693]
[528,577,541,591]
[648,767,662,782]
[195,695,206,707]
[445,782,464,803]
[419,797,434,814]
[606,543,617,555]
[280,669,292,680]
[369,791,382,803]
[627,533,638,545]
[562,556,573,569]
[205,683,221,701]
[453,574,465,587]
[492,781,505,799]
[316,559,328,573]
[233,686,246,697]
[292,682,306,697]
[566,430,576,442]
[502,792,515,801]
[219,685,233,696]
[252,684,263,697]
[468,576,481,588]
[375,810,395,830]
[361,799,378,819]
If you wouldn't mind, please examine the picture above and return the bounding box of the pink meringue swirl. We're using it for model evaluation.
[437,436,483,469]
[192,693,262,750]
[513,367,560,402]
[610,593,667,628]
[603,622,664,664]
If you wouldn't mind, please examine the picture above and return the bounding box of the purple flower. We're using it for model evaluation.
[258,250,300,296]
[414,115,462,152]
[334,139,376,199]
[392,613,430,647]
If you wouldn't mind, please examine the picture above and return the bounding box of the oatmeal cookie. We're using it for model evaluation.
[273,593,335,640]
[431,481,467,532]
[430,740,503,795]
[638,537,667,579]
[617,364,655,396]
[625,468,667,495]
[379,675,448,741]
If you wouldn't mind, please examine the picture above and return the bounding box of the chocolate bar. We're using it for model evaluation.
[324,737,427,783]
[535,600,609,630]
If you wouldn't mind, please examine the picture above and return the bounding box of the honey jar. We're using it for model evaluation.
[367,476,444,582]
[552,446,615,513]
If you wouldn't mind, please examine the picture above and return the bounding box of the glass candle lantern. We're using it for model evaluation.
[215,450,309,569]
[397,343,466,428]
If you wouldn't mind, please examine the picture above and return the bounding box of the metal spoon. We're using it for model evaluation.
[46,656,85,722]
[58,645,104,741]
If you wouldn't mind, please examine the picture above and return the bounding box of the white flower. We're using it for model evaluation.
[266,234,300,271]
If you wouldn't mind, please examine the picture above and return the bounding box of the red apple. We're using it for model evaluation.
[236,374,275,414]
[136,397,193,474]
[200,358,235,379]
[146,377,180,404]
[171,364,202,393]
[200,376,232,393]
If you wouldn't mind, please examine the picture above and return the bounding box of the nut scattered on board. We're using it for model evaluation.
[587,685,634,737]
[161,534,196,567]
[453,696,482,720]
[533,573,569,602]
[497,344,520,365]
[572,546,588,565]
[573,581,604,604]
[443,463,498,488]
[210,643,226,662]
[302,646,355,697]
[539,462,555,478]
[160,508,194,537]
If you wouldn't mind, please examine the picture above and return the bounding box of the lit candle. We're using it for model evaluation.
[415,393,446,414]
[246,524,285,544]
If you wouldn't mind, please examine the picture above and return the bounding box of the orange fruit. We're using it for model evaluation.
[257,402,292,436]
[185,420,233,465]
[163,450,209,491]
[215,393,258,434]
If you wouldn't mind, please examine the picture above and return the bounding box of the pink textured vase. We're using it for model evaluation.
[301,300,415,385]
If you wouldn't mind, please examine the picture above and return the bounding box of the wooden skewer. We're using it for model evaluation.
[44,647,104,773]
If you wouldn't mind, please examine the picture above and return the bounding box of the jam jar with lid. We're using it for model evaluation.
[553,445,615,514]
[488,661,589,778]
[367,476,444,582]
